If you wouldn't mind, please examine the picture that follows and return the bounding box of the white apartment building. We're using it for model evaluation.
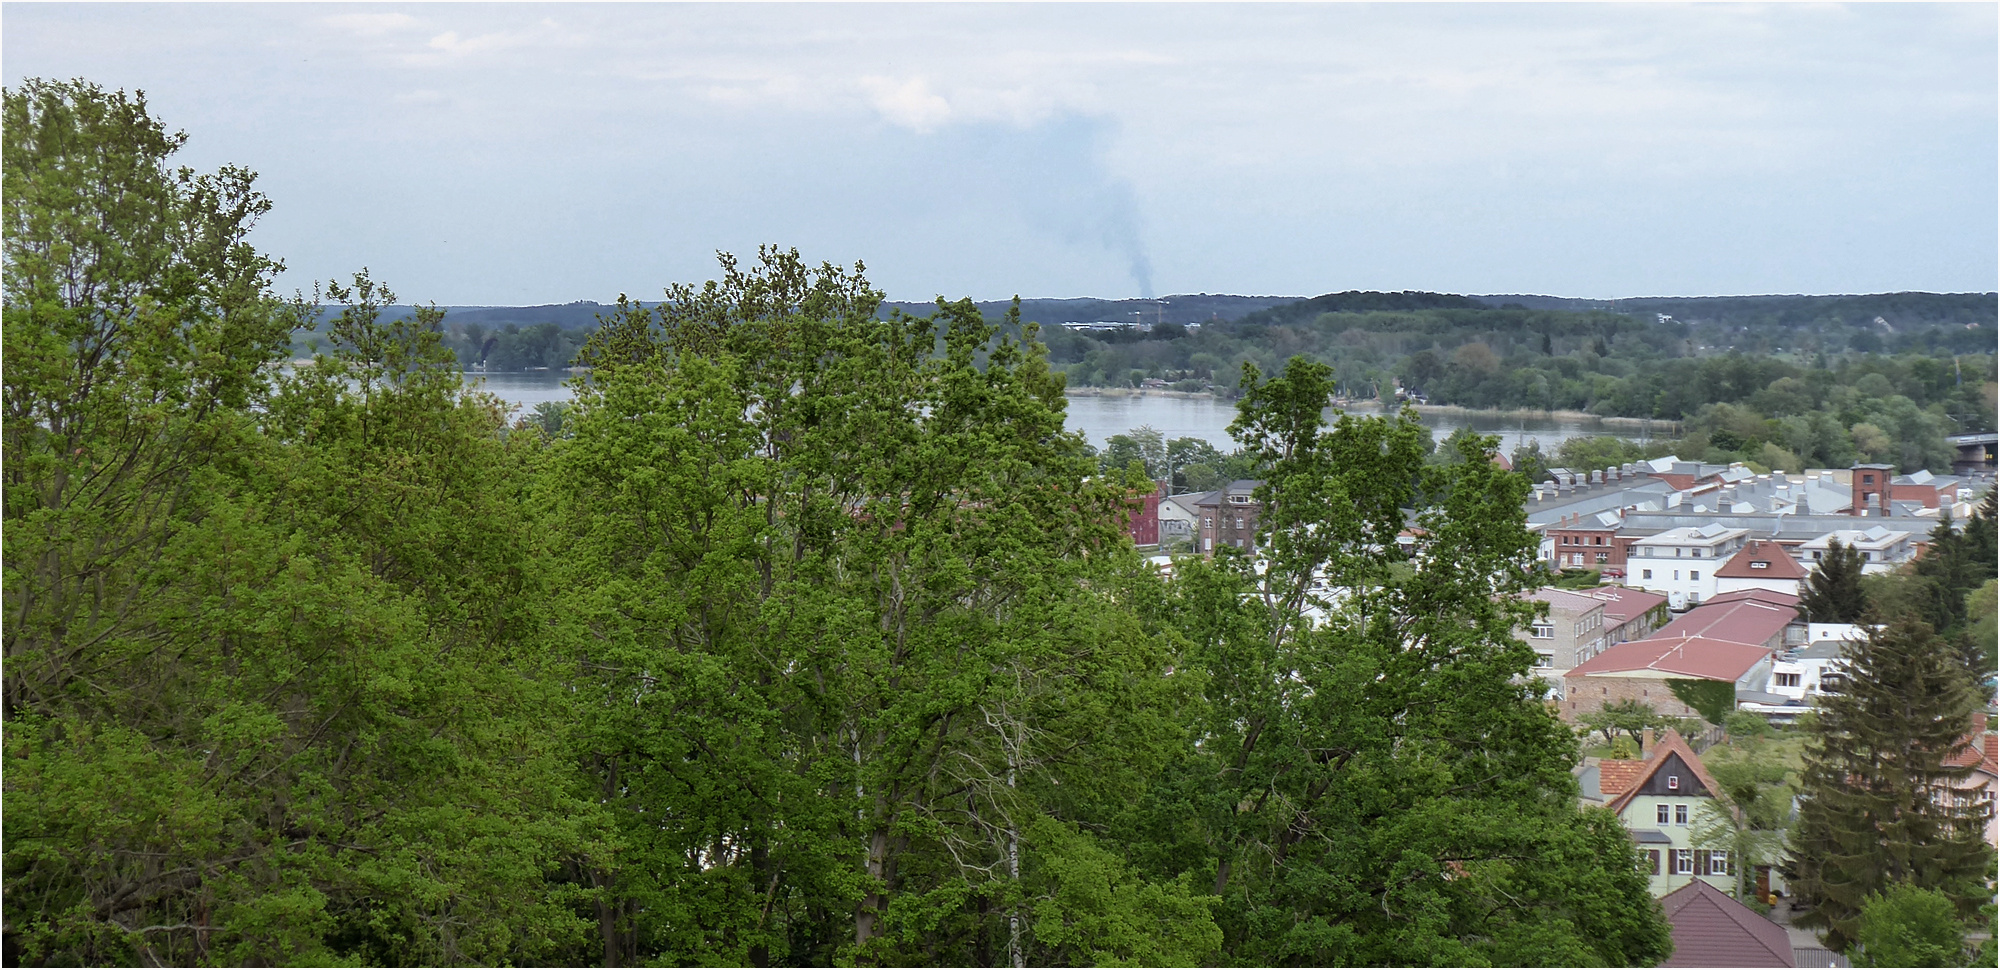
[1796,527,1918,575]
[1624,525,1752,610]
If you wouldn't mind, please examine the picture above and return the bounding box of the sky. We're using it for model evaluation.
[4,2,1995,305]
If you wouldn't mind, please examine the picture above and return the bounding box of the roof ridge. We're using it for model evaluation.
[1607,728,1730,816]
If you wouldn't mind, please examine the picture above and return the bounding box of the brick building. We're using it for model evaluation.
[1197,480,1263,556]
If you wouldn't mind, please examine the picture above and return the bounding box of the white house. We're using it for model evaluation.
[1712,539,1809,599]
[1796,527,1918,575]
[1157,490,1211,544]
[1625,525,1752,610]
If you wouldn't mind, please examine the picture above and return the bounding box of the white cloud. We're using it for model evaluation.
[321,12,419,36]
[859,76,953,132]
[426,30,516,56]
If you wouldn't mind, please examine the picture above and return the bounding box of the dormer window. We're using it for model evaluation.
[1750,561,1768,569]
[1667,775,1680,790]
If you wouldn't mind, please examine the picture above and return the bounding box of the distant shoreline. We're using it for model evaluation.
[1059,387,1676,434]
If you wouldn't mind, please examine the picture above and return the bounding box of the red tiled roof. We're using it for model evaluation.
[1703,588,1799,608]
[1659,879,1795,967]
[1566,634,1772,682]
[1582,586,1670,626]
[1715,540,1809,580]
[1943,714,1998,777]
[1608,728,1730,816]
[1653,596,1798,647]
[1529,587,1607,612]
[1599,758,1647,798]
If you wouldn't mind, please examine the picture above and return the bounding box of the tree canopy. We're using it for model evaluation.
[3,78,1680,968]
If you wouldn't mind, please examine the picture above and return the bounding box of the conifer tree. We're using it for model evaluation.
[1785,616,1994,953]
[1799,538,1867,623]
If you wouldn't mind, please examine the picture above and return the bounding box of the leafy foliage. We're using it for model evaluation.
[1666,679,1736,728]
[1854,883,1972,968]
[6,79,1684,968]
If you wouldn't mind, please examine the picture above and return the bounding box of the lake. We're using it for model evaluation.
[469,371,1652,453]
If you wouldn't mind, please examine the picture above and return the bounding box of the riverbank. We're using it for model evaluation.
[1394,403,1679,433]
[1061,388,1680,436]
[1063,387,1222,400]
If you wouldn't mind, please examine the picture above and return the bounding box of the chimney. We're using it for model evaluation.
[1641,727,1655,756]
[1591,470,1604,485]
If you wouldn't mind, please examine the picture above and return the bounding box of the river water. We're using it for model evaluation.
[469,371,1650,453]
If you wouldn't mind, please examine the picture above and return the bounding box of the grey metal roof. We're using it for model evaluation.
[1616,510,1938,541]
[1526,479,1675,527]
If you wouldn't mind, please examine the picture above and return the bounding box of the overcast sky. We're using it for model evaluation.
[6,3,1994,304]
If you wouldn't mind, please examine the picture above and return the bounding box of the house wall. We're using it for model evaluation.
[1604,602,1670,645]
[1562,674,1706,722]
[1199,495,1262,555]
[1549,528,1626,572]
[1714,575,1801,599]
[1618,795,1739,897]
[1519,600,1607,682]
[1626,556,1722,609]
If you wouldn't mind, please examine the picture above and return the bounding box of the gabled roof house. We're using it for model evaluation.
[1658,879,1796,967]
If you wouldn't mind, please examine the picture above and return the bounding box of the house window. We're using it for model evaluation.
[1531,624,1554,639]
[1667,775,1680,790]
[1642,569,1653,580]
[1203,516,1213,528]
[1657,804,1670,825]
[1204,537,1213,552]
[1750,561,1768,570]
[1647,850,1661,875]
[1674,804,1688,825]
[1235,517,1244,529]
[1596,552,1609,564]
[1710,851,1731,875]
[1674,570,1681,581]
[1594,536,1604,545]
[1776,673,1801,688]
[1674,849,1693,875]
[1862,473,1875,484]
[1535,653,1553,668]
[1690,571,1700,581]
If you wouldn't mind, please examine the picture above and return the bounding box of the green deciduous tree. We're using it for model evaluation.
[4,79,598,965]
[1854,883,1971,968]
[546,250,1198,966]
[1785,617,1994,952]
[1690,754,1791,902]
[1114,356,1671,966]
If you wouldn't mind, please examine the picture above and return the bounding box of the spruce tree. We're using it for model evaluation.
[1799,537,1867,623]
[1785,616,1994,953]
